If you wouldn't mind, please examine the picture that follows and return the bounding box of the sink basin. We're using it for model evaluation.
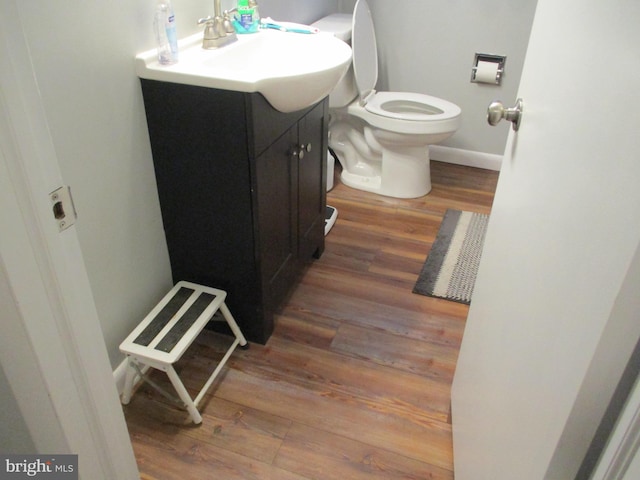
[136,29,352,113]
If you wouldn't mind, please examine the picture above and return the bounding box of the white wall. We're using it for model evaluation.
[260,0,343,23]
[0,349,36,454]
[13,0,535,370]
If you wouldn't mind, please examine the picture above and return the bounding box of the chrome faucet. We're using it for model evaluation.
[198,0,237,49]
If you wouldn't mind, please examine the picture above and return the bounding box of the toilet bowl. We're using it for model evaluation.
[313,0,461,198]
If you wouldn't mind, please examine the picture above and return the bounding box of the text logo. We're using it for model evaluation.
[0,455,77,479]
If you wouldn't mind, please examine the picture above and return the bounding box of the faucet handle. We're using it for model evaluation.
[223,9,238,34]
[197,16,214,25]
[198,16,220,43]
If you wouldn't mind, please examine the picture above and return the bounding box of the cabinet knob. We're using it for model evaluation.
[292,145,308,160]
[292,144,311,160]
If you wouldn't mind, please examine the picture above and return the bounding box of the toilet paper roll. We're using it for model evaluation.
[475,60,500,84]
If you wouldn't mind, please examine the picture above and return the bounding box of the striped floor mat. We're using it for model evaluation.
[412,209,489,305]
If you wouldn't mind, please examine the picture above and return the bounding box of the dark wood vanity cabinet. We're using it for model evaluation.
[140,79,327,344]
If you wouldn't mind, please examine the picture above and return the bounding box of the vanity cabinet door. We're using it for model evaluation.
[254,123,299,320]
[297,101,327,261]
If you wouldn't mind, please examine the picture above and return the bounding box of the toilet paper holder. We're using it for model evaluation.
[471,53,507,85]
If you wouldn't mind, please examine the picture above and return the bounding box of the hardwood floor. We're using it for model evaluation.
[124,161,499,479]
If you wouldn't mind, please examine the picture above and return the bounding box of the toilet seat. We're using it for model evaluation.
[365,91,460,121]
[350,0,461,134]
[348,99,461,135]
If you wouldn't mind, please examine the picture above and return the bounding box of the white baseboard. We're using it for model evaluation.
[430,145,502,171]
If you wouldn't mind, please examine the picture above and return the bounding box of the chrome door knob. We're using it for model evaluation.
[487,98,523,131]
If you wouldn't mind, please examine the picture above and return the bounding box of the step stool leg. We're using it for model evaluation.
[218,302,248,347]
[165,365,203,424]
[121,358,137,405]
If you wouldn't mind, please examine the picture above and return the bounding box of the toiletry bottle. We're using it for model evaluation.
[235,0,258,34]
[154,0,178,64]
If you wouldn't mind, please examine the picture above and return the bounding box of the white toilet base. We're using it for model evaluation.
[340,169,382,194]
[340,144,431,199]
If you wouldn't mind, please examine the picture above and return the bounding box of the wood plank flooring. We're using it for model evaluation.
[124,161,499,479]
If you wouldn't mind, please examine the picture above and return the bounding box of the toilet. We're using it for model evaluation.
[313,0,461,198]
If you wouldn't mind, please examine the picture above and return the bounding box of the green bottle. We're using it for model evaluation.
[235,0,258,33]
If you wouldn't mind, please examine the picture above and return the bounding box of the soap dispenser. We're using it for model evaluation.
[234,0,259,33]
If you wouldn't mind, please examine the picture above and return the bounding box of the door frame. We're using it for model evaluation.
[0,1,138,476]
[591,374,640,479]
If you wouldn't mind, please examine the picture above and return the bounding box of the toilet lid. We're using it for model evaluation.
[352,0,378,102]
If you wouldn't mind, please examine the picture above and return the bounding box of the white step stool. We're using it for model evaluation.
[119,281,248,424]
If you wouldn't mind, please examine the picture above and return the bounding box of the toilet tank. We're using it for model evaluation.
[312,14,358,108]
